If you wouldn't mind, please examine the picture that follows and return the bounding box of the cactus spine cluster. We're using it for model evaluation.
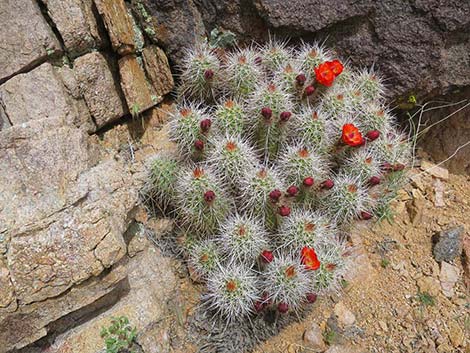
[144,37,410,324]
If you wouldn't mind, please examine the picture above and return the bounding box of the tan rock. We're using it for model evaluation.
[142,45,174,101]
[74,52,127,128]
[303,323,327,352]
[439,261,460,298]
[420,160,449,180]
[417,276,441,297]
[94,0,137,55]
[0,63,90,128]
[0,0,61,82]
[334,302,356,327]
[0,259,15,309]
[119,55,156,114]
[448,320,464,347]
[42,0,103,56]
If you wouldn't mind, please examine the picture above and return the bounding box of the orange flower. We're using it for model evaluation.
[301,246,321,271]
[341,124,364,147]
[314,63,335,86]
[327,60,344,77]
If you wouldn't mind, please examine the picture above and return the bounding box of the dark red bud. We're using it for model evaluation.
[296,73,307,85]
[306,293,317,303]
[261,250,274,263]
[368,176,381,186]
[280,111,292,122]
[194,139,204,151]
[381,162,393,172]
[393,163,405,171]
[254,56,263,65]
[261,107,272,119]
[366,129,380,141]
[254,301,264,312]
[269,189,282,202]
[278,205,291,217]
[204,190,216,203]
[303,177,314,187]
[286,185,299,196]
[204,69,214,80]
[361,211,373,220]
[321,179,334,190]
[200,118,212,133]
[278,302,289,313]
[305,85,315,96]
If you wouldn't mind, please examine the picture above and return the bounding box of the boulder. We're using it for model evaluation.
[74,52,128,128]
[142,45,175,102]
[40,0,104,56]
[0,0,61,83]
[433,225,464,263]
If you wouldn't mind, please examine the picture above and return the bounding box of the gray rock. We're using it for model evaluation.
[0,0,62,83]
[303,323,327,352]
[433,225,464,262]
[41,0,103,56]
[74,52,128,128]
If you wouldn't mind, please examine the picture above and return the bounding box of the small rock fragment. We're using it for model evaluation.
[417,276,440,297]
[433,225,464,262]
[439,261,460,298]
[448,321,464,347]
[303,323,327,352]
[420,160,449,180]
[334,302,356,327]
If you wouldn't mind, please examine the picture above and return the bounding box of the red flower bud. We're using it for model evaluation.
[278,302,289,313]
[261,250,274,263]
[393,163,405,171]
[269,189,282,202]
[254,56,263,65]
[261,107,272,119]
[381,162,393,172]
[194,139,204,151]
[361,211,373,220]
[278,205,291,217]
[254,301,264,312]
[204,190,216,203]
[368,176,381,186]
[204,69,214,80]
[321,179,334,190]
[303,177,314,187]
[200,119,212,133]
[296,73,307,85]
[304,85,315,96]
[366,129,380,141]
[306,293,317,303]
[286,185,299,196]
[280,111,292,122]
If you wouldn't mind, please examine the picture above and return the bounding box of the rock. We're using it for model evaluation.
[0,259,16,310]
[433,179,445,207]
[0,62,92,130]
[420,160,449,181]
[303,323,327,352]
[417,276,440,297]
[406,189,426,224]
[41,0,103,56]
[118,55,156,114]
[439,261,460,298]
[448,320,464,347]
[74,52,127,128]
[142,45,175,101]
[433,225,464,262]
[94,0,138,55]
[463,233,470,290]
[324,344,364,353]
[334,302,356,328]
[0,0,61,83]
[0,105,11,130]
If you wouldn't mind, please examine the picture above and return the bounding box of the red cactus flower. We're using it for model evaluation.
[314,63,335,87]
[321,179,334,190]
[368,176,381,186]
[204,69,214,80]
[306,293,317,303]
[261,250,274,263]
[194,139,204,151]
[286,185,299,196]
[280,111,292,122]
[269,189,282,202]
[278,205,291,217]
[303,177,314,187]
[342,124,364,147]
[361,211,373,220]
[366,129,380,141]
[327,59,344,77]
[296,73,307,85]
[204,190,216,203]
[301,246,321,271]
[261,107,272,119]
[304,85,315,96]
[200,119,212,133]
[278,302,289,313]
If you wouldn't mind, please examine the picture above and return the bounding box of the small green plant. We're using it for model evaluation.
[100,316,137,353]
[130,103,140,119]
[380,258,390,268]
[416,291,435,307]
[209,28,237,49]
[323,328,338,345]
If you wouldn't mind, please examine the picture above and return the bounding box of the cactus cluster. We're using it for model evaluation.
[144,38,410,324]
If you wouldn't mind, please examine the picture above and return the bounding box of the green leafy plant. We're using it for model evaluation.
[416,291,435,307]
[100,316,137,353]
